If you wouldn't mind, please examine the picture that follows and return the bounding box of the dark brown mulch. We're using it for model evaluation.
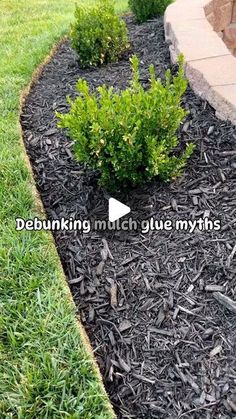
[21,16,236,419]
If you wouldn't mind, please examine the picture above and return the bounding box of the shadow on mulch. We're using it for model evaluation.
[21,16,236,419]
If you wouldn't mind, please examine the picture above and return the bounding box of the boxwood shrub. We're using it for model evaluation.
[57,55,194,192]
[129,0,173,23]
[70,0,129,68]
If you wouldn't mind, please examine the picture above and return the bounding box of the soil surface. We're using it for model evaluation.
[21,16,236,419]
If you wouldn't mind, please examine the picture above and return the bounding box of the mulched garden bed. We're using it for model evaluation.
[21,16,236,419]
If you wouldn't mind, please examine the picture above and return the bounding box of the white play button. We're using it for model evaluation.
[109,198,131,223]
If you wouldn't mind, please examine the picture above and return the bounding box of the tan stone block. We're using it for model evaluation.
[186,65,208,98]
[207,84,236,124]
[214,2,234,31]
[204,0,214,16]
[164,20,171,41]
[165,0,206,20]
[186,55,236,90]
[232,1,236,22]
[207,11,216,26]
[169,19,230,61]
[213,0,232,8]
[164,0,236,126]
[223,24,236,48]
[169,45,178,64]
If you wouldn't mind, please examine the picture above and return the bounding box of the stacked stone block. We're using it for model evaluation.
[204,0,236,55]
[164,0,236,125]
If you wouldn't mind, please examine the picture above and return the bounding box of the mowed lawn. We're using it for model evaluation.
[0,0,127,417]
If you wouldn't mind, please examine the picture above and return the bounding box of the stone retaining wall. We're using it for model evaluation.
[204,0,236,54]
[164,0,236,125]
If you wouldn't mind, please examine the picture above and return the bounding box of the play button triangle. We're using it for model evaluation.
[109,198,131,223]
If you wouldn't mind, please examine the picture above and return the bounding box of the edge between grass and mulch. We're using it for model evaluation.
[0,0,127,417]
[19,40,115,418]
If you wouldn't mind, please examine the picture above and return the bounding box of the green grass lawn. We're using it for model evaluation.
[0,0,127,417]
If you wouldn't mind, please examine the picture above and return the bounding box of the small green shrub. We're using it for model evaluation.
[128,0,172,23]
[70,0,129,68]
[57,55,194,192]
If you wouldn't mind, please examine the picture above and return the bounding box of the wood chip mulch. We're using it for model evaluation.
[21,16,236,419]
